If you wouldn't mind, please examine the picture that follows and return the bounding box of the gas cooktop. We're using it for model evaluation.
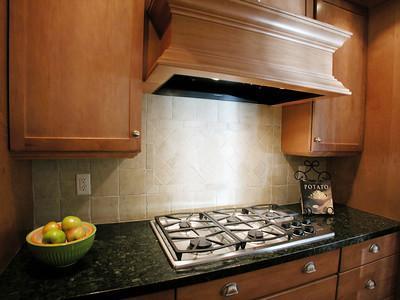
[150,204,335,269]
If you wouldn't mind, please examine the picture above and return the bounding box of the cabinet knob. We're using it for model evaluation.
[365,279,376,290]
[131,130,141,138]
[313,136,322,143]
[303,261,317,274]
[221,282,239,297]
[369,244,380,254]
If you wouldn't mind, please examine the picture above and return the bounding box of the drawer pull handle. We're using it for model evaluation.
[365,279,376,290]
[369,244,380,254]
[303,262,317,274]
[221,282,239,297]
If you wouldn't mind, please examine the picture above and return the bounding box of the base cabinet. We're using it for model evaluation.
[337,255,399,300]
[176,250,339,300]
[262,275,337,300]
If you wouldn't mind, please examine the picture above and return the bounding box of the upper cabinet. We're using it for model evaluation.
[254,0,312,16]
[282,0,367,156]
[9,0,144,158]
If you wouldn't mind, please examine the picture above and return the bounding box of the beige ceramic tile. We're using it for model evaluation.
[218,101,239,123]
[119,168,146,195]
[238,102,262,125]
[119,150,146,170]
[236,188,270,206]
[91,159,119,196]
[91,196,119,224]
[287,184,301,204]
[148,94,172,120]
[60,196,90,222]
[260,105,274,126]
[196,99,218,122]
[32,95,316,225]
[272,106,282,126]
[146,144,154,170]
[272,185,288,204]
[34,196,61,227]
[119,195,146,221]
[32,160,60,199]
[145,170,159,194]
[216,189,236,207]
[59,160,90,197]
[173,97,197,121]
[271,164,288,185]
[147,194,171,217]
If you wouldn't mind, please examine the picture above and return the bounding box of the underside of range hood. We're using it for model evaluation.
[155,75,321,105]
[144,0,352,105]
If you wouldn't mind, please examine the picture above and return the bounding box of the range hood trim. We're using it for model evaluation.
[168,0,352,53]
[144,0,352,100]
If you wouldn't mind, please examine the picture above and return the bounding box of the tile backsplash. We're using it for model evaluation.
[32,94,322,226]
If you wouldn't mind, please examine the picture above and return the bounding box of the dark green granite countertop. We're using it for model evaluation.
[0,204,399,300]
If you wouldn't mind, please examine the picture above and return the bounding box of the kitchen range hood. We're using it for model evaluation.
[144,0,352,105]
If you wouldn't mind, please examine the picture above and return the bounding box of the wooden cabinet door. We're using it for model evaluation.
[311,0,367,153]
[9,0,143,155]
[337,254,399,300]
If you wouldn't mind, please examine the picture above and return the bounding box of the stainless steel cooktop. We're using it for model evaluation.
[150,204,335,269]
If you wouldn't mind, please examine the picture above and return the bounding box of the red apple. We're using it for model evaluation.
[66,226,86,242]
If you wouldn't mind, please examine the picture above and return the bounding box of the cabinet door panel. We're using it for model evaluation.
[337,254,399,300]
[9,0,143,153]
[311,0,366,152]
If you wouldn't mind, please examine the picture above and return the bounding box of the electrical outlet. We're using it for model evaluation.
[76,174,91,195]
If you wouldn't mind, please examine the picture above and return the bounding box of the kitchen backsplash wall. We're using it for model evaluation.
[32,94,324,226]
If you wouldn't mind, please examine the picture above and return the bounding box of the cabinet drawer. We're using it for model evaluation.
[340,233,400,271]
[261,275,337,300]
[177,250,339,300]
[337,254,399,300]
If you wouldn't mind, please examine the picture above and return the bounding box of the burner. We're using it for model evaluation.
[293,228,304,236]
[302,219,312,225]
[291,221,302,228]
[179,221,191,229]
[281,223,291,229]
[189,237,212,249]
[304,226,315,234]
[226,215,240,223]
[248,229,264,240]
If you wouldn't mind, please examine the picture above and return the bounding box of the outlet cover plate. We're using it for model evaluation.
[76,173,91,195]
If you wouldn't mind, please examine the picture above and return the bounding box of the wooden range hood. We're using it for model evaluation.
[144,0,352,104]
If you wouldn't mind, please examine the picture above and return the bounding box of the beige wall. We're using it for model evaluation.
[0,0,33,272]
[32,94,323,226]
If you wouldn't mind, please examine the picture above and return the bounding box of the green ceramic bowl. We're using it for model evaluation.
[26,222,96,267]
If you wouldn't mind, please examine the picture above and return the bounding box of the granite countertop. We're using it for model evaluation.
[0,204,399,300]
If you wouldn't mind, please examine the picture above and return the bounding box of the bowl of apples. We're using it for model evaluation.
[26,216,96,267]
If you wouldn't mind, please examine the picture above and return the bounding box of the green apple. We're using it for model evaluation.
[42,229,66,244]
[62,216,82,231]
[42,221,60,235]
[66,226,86,242]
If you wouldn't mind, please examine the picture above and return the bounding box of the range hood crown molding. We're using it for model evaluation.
[144,0,352,103]
[168,0,352,53]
